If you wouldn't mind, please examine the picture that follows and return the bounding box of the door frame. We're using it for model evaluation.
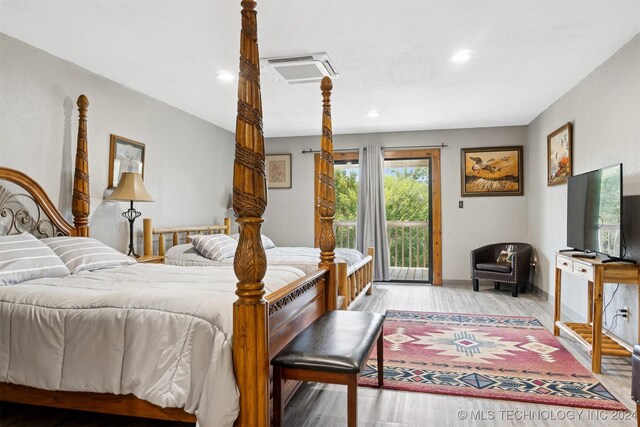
[314,148,442,286]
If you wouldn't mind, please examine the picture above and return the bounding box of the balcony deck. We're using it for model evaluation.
[335,219,431,283]
[389,267,430,282]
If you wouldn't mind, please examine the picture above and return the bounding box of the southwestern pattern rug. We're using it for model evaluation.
[359,311,626,410]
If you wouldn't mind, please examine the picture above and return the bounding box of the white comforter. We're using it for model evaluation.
[0,264,305,427]
[167,245,365,273]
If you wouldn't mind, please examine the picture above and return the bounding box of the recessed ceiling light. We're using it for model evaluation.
[365,110,380,118]
[217,70,235,82]
[450,50,473,63]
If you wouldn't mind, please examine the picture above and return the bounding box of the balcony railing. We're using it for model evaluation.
[335,221,357,250]
[599,224,620,256]
[387,221,429,268]
[334,220,430,268]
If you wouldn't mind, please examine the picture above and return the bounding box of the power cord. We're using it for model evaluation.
[605,314,623,335]
[602,284,620,328]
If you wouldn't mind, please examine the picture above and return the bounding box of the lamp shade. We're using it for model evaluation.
[107,172,154,202]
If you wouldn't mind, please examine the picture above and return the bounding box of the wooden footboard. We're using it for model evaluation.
[142,217,231,256]
[337,247,375,309]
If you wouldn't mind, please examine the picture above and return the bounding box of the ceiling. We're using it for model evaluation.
[1,1,639,138]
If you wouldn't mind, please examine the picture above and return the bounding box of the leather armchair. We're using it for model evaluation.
[470,242,533,297]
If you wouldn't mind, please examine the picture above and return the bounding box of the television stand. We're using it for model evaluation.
[559,248,579,253]
[554,252,640,373]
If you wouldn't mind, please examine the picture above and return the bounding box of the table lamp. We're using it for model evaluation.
[107,172,154,257]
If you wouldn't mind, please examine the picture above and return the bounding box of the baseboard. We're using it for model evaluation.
[443,279,542,294]
[535,284,585,323]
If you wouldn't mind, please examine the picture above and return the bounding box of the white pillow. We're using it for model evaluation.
[231,233,276,250]
[0,233,70,285]
[192,234,237,261]
[42,237,136,273]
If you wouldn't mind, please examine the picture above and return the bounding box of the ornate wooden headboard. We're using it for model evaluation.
[0,95,90,238]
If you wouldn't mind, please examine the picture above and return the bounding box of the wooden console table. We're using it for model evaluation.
[554,252,640,373]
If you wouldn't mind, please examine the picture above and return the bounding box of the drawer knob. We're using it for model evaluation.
[563,262,568,266]
[580,269,587,273]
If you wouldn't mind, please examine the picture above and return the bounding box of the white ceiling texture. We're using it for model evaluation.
[1,1,639,137]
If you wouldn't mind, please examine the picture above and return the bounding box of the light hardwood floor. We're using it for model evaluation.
[1,283,635,426]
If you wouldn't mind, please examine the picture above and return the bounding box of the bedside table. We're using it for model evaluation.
[136,255,166,264]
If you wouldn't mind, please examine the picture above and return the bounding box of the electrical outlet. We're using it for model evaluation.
[459,201,464,208]
[616,307,630,321]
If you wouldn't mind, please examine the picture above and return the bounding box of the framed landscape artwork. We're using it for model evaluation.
[547,122,572,186]
[266,154,292,189]
[460,146,523,197]
[108,135,145,188]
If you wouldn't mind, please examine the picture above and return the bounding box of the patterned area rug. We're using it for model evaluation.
[359,311,626,410]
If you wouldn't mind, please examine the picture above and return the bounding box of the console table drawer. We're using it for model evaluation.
[573,262,594,281]
[556,257,573,272]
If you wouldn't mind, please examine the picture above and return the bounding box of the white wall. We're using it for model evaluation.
[265,126,528,282]
[526,34,640,343]
[0,34,235,251]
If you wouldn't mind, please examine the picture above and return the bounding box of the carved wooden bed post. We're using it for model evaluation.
[317,77,338,310]
[72,94,90,237]
[232,1,269,426]
[317,77,336,269]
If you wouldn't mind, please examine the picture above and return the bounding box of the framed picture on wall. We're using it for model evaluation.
[108,135,145,188]
[266,154,292,189]
[460,146,523,197]
[547,122,572,186]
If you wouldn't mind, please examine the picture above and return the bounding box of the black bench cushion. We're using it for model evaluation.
[475,262,512,274]
[272,310,385,374]
[633,345,640,403]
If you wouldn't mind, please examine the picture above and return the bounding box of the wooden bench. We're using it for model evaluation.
[271,310,385,427]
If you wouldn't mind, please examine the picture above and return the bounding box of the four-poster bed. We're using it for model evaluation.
[0,2,347,426]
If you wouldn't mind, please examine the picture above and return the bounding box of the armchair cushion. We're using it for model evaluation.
[476,262,512,274]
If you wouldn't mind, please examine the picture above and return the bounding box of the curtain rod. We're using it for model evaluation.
[301,143,448,154]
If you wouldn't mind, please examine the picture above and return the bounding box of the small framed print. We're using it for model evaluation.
[266,154,292,189]
[108,135,145,188]
[547,122,572,186]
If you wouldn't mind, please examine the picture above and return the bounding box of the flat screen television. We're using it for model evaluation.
[567,164,623,258]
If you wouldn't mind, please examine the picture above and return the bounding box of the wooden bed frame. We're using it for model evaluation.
[0,2,344,426]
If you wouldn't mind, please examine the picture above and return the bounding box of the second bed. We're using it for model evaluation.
[142,218,374,309]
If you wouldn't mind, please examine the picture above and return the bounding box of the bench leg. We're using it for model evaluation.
[347,374,358,427]
[377,327,384,387]
[273,366,283,427]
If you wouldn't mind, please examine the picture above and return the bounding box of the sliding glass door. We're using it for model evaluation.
[316,148,442,285]
[383,157,432,283]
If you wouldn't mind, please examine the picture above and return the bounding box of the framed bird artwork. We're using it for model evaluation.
[547,122,573,186]
[460,146,523,197]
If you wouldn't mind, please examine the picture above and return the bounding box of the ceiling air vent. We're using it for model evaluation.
[261,53,339,84]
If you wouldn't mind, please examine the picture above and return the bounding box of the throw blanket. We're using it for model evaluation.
[0,264,305,427]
